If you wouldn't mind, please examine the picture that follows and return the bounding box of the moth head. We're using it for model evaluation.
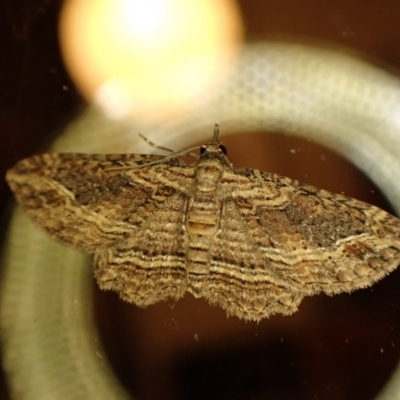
[200,144,227,156]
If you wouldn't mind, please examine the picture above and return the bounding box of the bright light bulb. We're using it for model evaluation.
[120,0,170,39]
[59,0,243,122]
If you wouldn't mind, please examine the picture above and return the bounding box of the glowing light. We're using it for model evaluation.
[119,0,170,39]
[59,0,243,122]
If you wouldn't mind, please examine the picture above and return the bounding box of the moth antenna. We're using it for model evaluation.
[108,126,220,171]
[138,133,175,153]
[212,123,220,145]
[106,145,202,171]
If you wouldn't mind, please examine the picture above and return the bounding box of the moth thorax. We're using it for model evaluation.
[194,160,224,192]
[186,159,223,237]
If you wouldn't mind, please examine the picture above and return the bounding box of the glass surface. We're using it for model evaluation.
[2,1,400,399]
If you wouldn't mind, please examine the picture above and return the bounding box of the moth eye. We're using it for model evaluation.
[200,146,206,155]
[219,145,227,155]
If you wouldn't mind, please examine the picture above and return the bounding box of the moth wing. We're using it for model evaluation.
[6,153,194,253]
[225,167,400,297]
[95,187,187,307]
[203,194,305,322]
[94,191,189,306]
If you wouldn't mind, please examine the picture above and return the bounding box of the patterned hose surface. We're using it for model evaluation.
[2,41,400,399]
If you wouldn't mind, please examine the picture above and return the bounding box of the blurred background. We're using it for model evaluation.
[2,0,400,399]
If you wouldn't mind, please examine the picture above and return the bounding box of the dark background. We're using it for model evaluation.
[2,0,400,399]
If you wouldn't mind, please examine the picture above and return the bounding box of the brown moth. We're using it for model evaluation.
[6,125,400,321]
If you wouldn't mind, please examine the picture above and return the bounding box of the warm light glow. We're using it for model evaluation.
[119,0,170,40]
[59,0,243,122]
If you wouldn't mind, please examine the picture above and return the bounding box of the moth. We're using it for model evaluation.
[6,125,400,321]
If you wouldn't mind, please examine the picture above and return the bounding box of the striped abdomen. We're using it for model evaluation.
[186,160,224,295]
